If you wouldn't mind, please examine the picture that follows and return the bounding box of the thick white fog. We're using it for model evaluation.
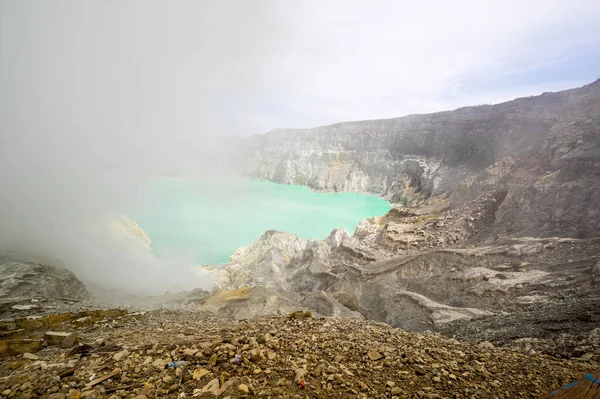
[0,1,288,295]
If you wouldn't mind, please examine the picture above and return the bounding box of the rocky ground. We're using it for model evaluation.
[440,285,600,361]
[2,183,600,398]
[0,308,595,399]
[200,192,600,350]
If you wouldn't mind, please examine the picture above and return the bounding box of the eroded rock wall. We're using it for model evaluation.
[236,80,600,238]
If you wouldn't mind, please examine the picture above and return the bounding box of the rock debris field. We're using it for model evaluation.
[0,309,595,398]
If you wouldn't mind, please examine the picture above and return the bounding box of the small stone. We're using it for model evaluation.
[163,375,173,384]
[201,379,220,395]
[477,341,494,349]
[449,374,457,380]
[433,376,441,383]
[219,371,231,386]
[249,348,261,361]
[295,368,306,384]
[4,339,42,355]
[59,368,75,379]
[209,354,218,367]
[257,334,267,344]
[387,381,395,388]
[367,350,383,361]
[12,304,37,310]
[239,384,250,394]
[23,352,39,360]
[194,368,210,380]
[44,332,74,347]
[113,349,129,361]
[61,333,77,348]
[67,390,81,399]
[288,311,312,320]
[391,387,402,395]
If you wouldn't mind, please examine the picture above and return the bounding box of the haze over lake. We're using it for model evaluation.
[131,177,390,265]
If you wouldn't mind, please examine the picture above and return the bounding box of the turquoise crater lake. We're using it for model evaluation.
[130,177,391,265]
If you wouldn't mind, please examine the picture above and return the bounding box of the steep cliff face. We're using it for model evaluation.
[238,80,600,238]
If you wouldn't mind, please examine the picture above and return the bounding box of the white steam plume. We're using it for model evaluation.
[0,0,288,295]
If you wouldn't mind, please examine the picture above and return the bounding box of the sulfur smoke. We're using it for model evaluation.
[0,1,288,296]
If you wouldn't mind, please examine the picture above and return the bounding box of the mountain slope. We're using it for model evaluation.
[237,79,600,238]
[200,81,600,359]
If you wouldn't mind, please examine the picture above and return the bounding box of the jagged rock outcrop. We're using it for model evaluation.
[220,230,306,289]
[110,214,152,254]
[0,260,89,302]
[0,258,91,318]
[204,211,599,336]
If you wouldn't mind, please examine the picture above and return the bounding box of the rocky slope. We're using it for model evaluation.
[0,309,592,398]
[206,201,600,359]
[0,257,91,317]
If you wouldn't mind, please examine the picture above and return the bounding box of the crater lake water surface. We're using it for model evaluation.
[130,177,390,265]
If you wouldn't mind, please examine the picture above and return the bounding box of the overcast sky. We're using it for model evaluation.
[2,0,599,137]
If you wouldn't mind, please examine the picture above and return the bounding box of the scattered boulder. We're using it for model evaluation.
[239,383,250,394]
[113,349,129,361]
[44,331,76,348]
[194,368,210,380]
[0,339,42,355]
[200,378,220,396]
[22,352,39,360]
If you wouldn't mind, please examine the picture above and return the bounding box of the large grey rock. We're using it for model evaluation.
[591,261,600,275]
[222,230,306,289]
[0,259,90,308]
